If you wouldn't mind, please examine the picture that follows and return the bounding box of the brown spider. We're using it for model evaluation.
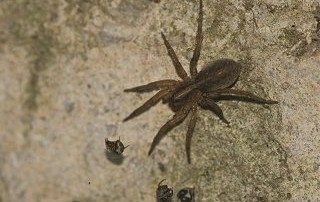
[123,0,277,163]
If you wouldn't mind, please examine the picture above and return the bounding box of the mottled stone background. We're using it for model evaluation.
[0,0,319,201]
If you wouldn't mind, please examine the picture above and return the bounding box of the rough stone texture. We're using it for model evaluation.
[0,0,319,201]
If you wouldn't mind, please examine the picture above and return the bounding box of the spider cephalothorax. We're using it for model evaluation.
[124,0,277,163]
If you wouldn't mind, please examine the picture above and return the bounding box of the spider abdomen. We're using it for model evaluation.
[195,59,242,92]
[172,59,242,101]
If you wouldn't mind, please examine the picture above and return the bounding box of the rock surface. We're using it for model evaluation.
[0,0,319,201]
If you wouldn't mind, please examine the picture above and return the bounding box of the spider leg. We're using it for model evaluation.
[206,89,278,104]
[123,89,169,122]
[147,106,189,156]
[161,32,189,80]
[185,107,198,164]
[200,98,230,124]
[189,0,203,77]
[124,79,178,93]
[148,91,202,156]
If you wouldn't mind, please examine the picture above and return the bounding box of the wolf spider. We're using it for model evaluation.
[124,0,277,163]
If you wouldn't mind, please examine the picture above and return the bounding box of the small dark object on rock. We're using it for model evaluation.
[156,179,173,202]
[105,137,129,155]
[177,187,195,202]
[150,0,160,3]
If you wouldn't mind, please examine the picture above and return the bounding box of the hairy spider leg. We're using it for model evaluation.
[124,79,178,93]
[189,0,203,77]
[148,91,202,156]
[123,89,170,122]
[161,32,189,80]
[200,98,230,124]
[206,89,278,104]
[185,107,198,164]
[148,105,189,155]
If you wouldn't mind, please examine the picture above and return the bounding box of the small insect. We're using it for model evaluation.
[105,137,129,155]
[177,187,195,202]
[156,179,174,202]
[124,0,277,163]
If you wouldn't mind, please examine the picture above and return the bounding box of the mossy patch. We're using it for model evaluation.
[278,26,304,48]
[4,0,58,111]
[24,27,55,110]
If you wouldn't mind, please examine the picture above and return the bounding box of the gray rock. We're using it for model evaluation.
[0,0,319,201]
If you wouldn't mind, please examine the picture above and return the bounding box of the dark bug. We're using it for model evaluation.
[124,0,277,163]
[105,137,129,155]
[156,179,173,202]
[177,187,195,202]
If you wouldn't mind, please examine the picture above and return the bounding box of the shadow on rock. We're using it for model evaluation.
[105,150,125,165]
